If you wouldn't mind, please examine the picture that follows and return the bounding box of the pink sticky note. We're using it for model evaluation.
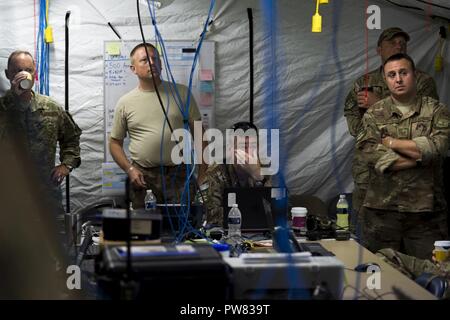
[200,93,213,106]
[200,69,214,81]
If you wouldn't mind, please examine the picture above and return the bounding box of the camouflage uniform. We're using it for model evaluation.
[356,96,450,258]
[377,248,450,299]
[0,90,82,215]
[129,162,194,209]
[344,67,438,217]
[203,163,268,226]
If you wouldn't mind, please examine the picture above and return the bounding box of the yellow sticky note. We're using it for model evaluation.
[107,42,121,56]
[156,43,162,56]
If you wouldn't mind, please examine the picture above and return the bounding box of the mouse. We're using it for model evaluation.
[354,262,381,272]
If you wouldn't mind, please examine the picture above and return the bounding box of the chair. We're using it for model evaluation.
[77,199,120,223]
[71,198,120,266]
[288,194,328,219]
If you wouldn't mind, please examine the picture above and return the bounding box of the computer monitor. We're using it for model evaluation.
[157,204,203,235]
[222,187,288,232]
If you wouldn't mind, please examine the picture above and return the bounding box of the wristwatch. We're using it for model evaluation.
[65,164,74,172]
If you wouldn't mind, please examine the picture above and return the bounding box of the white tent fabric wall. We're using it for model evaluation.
[0,0,449,212]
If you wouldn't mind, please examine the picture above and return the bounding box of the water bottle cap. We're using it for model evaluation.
[212,243,230,252]
[146,189,152,193]
[232,204,238,208]
[340,194,346,199]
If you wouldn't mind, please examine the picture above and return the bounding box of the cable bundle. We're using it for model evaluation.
[36,0,51,95]
[138,0,216,242]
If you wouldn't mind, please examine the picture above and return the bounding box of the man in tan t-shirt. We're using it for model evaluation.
[109,43,203,208]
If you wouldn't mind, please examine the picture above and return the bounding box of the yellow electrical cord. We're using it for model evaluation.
[45,0,49,24]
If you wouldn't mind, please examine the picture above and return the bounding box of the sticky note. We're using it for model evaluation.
[200,81,214,93]
[200,69,214,81]
[106,42,121,56]
[200,93,213,106]
[156,43,162,56]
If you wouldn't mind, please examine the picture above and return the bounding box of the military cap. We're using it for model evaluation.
[377,27,410,46]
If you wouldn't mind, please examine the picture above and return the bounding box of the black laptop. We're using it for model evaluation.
[222,187,287,232]
[157,204,203,234]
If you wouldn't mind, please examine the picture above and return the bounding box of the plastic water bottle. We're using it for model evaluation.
[144,189,157,212]
[336,194,349,231]
[227,204,242,238]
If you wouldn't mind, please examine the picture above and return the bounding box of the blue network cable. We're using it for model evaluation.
[330,0,346,193]
[148,0,214,136]
[259,0,352,300]
[145,0,215,241]
[327,0,365,301]
[145,0,186,238]
[36,0,50,95]
[147,1,184,113]
[259,0,310,299]
[260,0,288,219]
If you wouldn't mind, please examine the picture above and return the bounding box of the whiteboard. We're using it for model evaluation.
[103,40,216,163]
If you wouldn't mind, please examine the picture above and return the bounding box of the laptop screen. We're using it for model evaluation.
[222,187,287,232]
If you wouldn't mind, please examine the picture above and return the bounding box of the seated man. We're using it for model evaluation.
[377,248,450,299]
[202,122,271,226]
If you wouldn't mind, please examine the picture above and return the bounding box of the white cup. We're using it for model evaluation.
[291,207,307,233]
[434,240,450,263]
[20,71,33,90]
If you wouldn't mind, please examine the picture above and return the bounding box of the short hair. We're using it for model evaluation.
[383,53,416,73]
[129,43,158,64]
[7,51,35,70]
[231,121,258,132]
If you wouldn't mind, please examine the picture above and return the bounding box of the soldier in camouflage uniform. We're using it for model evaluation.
[202,122,270,226]
[356,53,450,259]
[344,28,438,229]
[0,51,82,216]
[376,248,450,299]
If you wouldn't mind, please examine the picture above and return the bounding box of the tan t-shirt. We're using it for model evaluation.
[110,81,201,167]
